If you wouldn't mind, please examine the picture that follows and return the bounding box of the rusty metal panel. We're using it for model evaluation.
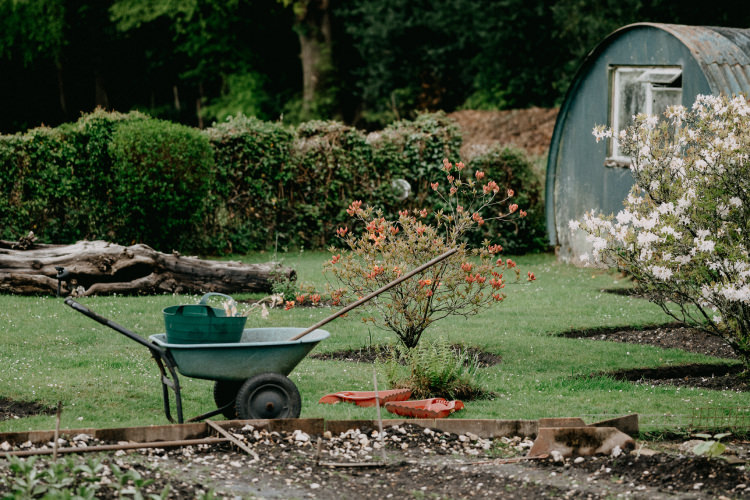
[657,25,750,95]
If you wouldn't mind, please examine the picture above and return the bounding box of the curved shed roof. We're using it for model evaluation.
[639,23,750,95]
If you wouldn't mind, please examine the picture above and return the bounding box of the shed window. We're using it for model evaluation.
[608,66,682,165]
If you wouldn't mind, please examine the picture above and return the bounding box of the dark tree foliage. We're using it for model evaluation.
[1,0,750,133]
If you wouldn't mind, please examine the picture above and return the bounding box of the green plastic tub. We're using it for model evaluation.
[163,293,246,344]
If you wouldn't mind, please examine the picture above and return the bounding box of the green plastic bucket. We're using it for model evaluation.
[164,293,246,344]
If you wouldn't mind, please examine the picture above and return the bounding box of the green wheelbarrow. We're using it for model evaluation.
[65,297,328,423]
[63,248,457,423]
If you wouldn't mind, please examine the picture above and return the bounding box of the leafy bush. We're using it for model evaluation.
[59,109,149,241]
[325,159,531,348]
[205,114,294,252]
[0,127,75,242]
[578,94,750,368]
[288,120,376,248]
[382,338,489,400]
[368,112,462,213]
[467,145,548,253]
[109,117,215,251]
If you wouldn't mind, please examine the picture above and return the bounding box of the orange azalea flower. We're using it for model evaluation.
[488,244,503,254]
[419,208,428,218]
[346,200,363,216]
[331,254,341,264]
[337,227,348,237]
[527,271,536,281]
[472,212,485,225]
[456,161,465,170]
[296,294,306,303]
[461,262,473,273]
[475,171,485,180]
[284,300,295,310]
[509,204,518,213]
[390,226,399,235]
[443,158,452,171]
[519,209,527,218]
[507,189,514,197]
[311,294,321,304]
[431,182,439,190]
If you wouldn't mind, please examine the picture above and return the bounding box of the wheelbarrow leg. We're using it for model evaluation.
[153,354,184,424]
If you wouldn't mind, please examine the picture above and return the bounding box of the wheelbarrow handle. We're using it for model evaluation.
[64,298,165,357]
[288,247,458,341]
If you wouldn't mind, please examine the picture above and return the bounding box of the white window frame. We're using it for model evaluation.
[607,66,682,166]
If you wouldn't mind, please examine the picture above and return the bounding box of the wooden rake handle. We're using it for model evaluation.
[288,247,458,341]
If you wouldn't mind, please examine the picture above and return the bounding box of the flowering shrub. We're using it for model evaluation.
[324,159,531,348]
[577,94,750,367]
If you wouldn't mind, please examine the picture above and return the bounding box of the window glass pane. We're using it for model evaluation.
[609,66,682,163]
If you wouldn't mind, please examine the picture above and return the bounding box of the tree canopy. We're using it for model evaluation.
[1,0,748,133]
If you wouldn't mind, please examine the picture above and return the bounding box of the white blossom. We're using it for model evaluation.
[650,265,673,280]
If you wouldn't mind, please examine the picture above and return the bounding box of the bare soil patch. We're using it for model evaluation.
[309,344,502,368]
[0,397,53,421]
[448,107,558,159]
[561,323,749,392]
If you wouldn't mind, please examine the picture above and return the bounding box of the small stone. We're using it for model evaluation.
[0,441,10,451]
[323,431,332,439]
[574,457,585,464]
[610,446,622,457]
[466,432,479,441]
[293,430,310,443]
[736,484,747,490]
[693,483,703,490]
[550,450,564,463]
[310,483,320,489]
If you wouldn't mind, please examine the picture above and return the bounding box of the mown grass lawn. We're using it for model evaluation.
[1,251,746,434]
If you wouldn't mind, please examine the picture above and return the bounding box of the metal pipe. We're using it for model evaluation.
[288,247,458,341]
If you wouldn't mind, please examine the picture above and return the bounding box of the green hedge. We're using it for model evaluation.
[0,110,547,254]
[369,112,462,213]
[205,115,294,253]
[287,120,376,249]
[108,118,215,251]
[467,145,548,253]
[0,128,75,242]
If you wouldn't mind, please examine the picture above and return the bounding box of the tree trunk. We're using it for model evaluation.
[296,0,332,117]
[55,59,67,116]
[0,240,295,297]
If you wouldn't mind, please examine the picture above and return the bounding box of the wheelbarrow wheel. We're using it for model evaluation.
[213,380,243,419]
[236,373,301,419]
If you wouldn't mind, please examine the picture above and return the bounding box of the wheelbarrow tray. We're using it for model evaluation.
[149,327,329,382]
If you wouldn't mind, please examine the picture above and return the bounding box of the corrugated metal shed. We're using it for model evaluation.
[655,24,750,95]
[546,23,750,263]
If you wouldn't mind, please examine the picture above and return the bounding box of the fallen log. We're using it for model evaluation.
[0,240,295,296]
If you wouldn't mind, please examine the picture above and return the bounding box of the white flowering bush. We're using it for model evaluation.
[575,94,750,367]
